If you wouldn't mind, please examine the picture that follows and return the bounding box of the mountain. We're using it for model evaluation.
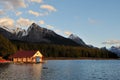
[0,23,82,46]
[110,46,120,57]
[0,26,27,39]
[0,26,13,33]
[69,34,86,46]
[21,23,55,43]
[0,27,18,40]
[12,28,27,37]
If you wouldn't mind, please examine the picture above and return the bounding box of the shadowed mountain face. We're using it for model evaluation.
[110,46,120,57]
[0,23,83,46]
[0,27,17,40]
[20,23,52,43]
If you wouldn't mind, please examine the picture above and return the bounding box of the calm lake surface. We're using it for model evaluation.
[0,60,120,80]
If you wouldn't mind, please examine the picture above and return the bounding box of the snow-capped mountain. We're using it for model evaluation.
[0,23,83,46]
[13,27,23,34]
[69,34,86,46]
[110,46,120,57]
[0,26,27,37]
[0,26,15,33]
[21,23,55,43]
[16,29,27,37]
[0,27,18,40]
[27,23,55,36]
[13,28,28,37]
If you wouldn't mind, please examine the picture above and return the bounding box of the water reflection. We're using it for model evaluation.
[41,60,120,80]
[1,60,120,80]
[32,64,42,80]
[0,63,43,80]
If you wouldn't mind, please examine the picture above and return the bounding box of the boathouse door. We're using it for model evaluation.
[36,57,40,63]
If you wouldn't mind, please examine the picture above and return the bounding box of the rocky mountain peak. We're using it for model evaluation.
[69,34,86,46]
[31,23,40,28]
[27,23,55,34]
[27,23,41,32]
[69,34,79,39]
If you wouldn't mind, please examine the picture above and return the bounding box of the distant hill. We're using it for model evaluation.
[109,46,120,57]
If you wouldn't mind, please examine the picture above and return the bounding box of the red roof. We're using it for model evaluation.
[12,51,37,58]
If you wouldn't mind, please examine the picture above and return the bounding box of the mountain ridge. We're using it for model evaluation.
[0,23,84,46]
[68,34,86,46]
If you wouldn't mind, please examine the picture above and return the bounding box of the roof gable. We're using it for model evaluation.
[33,51,43,57]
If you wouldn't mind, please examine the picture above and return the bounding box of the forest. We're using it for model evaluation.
[13,41,118,58]
[0,34,118,59]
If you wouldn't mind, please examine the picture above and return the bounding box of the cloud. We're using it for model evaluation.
[0,17,14,27]
[40,4,57,12]
[0,0,26,10]
[39,20,45,25]
[28,10,40,17]
[17,17,34,27]
[88,18,97,24]
[16,11,22,16]
[46,25,54,29]
[40,12,49,16]
[31,0,43,3]
[64,31,72,36]
[102,40,120,45]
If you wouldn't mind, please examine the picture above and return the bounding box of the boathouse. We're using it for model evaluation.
[12,50,43,63]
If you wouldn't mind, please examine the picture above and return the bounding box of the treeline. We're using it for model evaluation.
[12,41,118,58]
[0,34,17,59]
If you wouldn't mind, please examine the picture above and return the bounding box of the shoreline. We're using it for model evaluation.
[0,57,119,64]
[44,57,119,60]
[0,60,11,64]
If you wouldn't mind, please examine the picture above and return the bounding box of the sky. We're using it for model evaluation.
[0,0,120,48]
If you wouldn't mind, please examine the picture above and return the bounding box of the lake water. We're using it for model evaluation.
[0,60,120,80]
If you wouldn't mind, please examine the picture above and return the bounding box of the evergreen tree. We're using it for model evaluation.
[0,34,17,59]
